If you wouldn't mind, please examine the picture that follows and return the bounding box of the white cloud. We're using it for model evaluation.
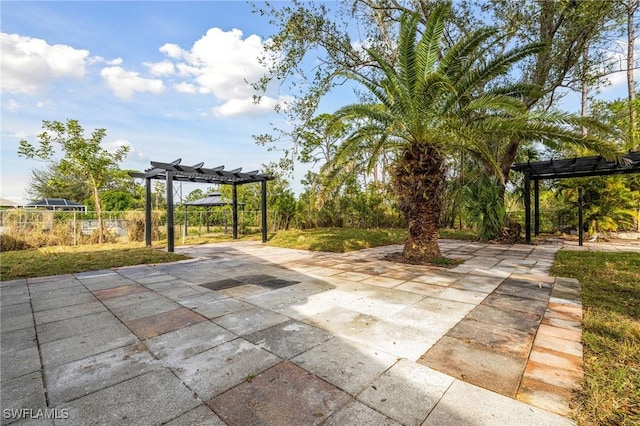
[4,99,20,112]
[104,138,145,160]
[145,60,175,76]
[159,43,183,59]
[89,56,123,66]
[174,82,197,94]
[100,66,165,98]
[1,32,90,94]
[11,130,29,139]
[212,96,277,117]
[160,27,283,117]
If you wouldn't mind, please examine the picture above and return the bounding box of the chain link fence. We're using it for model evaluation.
[0,209,275,250]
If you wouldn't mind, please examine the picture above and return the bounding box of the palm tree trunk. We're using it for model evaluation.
[394,143,444,262]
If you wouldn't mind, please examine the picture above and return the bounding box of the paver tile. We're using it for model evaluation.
[244,319,333,359]
[433,288,488,305]
[1,327,36,353]
[537,324,581,341]
[0,372,46,425]
[533,333,583,358]
[213,306,289,336]
[169,338,281,401]
[208,361,351,425]
[182,297,254,319]
[30,292,97,313]
[483,293,548,316]
[45,343,159,406]
[303,306,379,336]
[446,319,534,357]
[467,304,541,334]
[57,369,200,426]
[93,284,148,301]
[516,377,575,417]
[145,321,235,361]
[292,337,397,395]
[163,405,226,426]
[125,307,207,340]
[33,301,107,326]
[358,359,454,425]
[395,281,445,297]
[40,323,137,368]
[110,297,179,322]
[325,401,401,426]
[0,346,41,382]
[36,311,122,344]
[522,361,582,390]
[418,336,526,397]
[423,379,574,426]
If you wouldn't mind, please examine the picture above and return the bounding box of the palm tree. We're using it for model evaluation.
[320,4,613,262]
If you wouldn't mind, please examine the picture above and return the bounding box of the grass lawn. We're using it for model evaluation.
[266,227,476,252]
[0,243,190,280]
[552,251,640,426]
[267,227,407,252]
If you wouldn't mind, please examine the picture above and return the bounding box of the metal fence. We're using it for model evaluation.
[0,209,271,247]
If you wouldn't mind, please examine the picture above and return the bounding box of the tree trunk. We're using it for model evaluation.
[581,47,589,137]
[627,0,637,149]
[394,143,445,262]
[92,184,105,244]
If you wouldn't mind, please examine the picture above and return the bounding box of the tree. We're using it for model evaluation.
[18,119,129,243]
[625,0,638,149]
[26,161,92,202]
[487,0,620,183]
[320,6,613,260]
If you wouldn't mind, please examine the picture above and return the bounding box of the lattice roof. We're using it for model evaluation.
[130,159,274,185]
[511,151,640,179]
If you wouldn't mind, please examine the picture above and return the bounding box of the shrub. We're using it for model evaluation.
[123,210,161,242]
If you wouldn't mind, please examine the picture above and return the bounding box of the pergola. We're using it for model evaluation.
[511,151,640,245]
[130,159,274,252]
[183,192,241,234]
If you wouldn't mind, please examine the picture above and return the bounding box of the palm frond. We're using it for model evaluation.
[416,3,450,76]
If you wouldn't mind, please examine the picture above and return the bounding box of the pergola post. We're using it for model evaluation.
[166,171,175,252]
[534,179,540,236]
[183,205,188,243]
[578,187,584,247]
[232,183,238,239]
[524,172,531,243]
[145,178,152,247]
[261,180,267,243]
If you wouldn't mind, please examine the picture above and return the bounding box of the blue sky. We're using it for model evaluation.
[1,1,636,204]
[1,0,318,203]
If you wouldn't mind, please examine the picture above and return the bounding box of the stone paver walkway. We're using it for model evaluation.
[0,239,582,425]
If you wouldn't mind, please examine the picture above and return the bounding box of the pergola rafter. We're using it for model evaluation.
[130,159,274,252]
[511,151,640,245]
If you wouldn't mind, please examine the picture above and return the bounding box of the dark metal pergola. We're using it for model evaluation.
[512,151,640,245]
[183,192,241,234]
[130,159,274,252]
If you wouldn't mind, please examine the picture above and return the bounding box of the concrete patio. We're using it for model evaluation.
[1,239,584,425]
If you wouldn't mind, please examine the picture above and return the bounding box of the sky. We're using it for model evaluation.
[1,1,637,204]
[1,0,317,204]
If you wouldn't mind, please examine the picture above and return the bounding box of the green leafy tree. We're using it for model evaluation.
[18,119,129,243]
[26,161,92,202]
